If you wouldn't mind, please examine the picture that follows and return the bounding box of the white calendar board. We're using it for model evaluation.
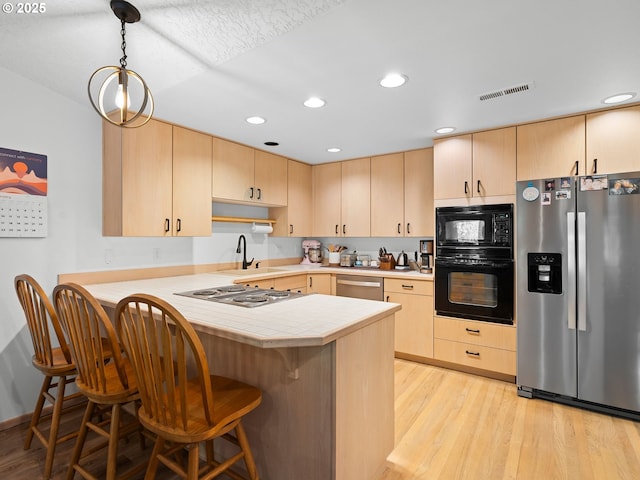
[0,193,48,237]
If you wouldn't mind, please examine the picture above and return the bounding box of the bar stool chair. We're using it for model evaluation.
[15,274,84,479]
[115,293,262,480]
[53,282,143,480]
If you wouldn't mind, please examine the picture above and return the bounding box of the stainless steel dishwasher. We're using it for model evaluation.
[335,274,384,301]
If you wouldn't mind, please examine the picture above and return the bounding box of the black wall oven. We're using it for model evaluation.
[434,204,514,325]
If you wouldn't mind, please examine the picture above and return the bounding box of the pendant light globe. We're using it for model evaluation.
[87,0,154,128]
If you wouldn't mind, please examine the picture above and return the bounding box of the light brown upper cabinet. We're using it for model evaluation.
[371,148,434,237]
[103,119,212,236]
[312,158,370,237]
[212,137,287,206]
[516,115,586,180]
[586,104,640,174]
[434,128,515,200]
[269,160,312,237]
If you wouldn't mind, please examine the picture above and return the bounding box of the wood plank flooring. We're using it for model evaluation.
[379,360,640,480]
[2,360,640,479]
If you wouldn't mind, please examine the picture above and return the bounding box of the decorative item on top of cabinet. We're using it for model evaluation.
[103,119,212,236]
[212,137,287,206]
[586,104,640,174]
[433,128,516,201]
[516,115,586,180]
[385,278,433,359]
[312,158,370,237]
[433,316,516,376]
[269,160,312,237]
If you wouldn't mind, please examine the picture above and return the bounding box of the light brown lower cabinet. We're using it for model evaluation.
[433,316,516,375]
[385,278,433,358]
[275,274,307,293]
[308,274,331,295]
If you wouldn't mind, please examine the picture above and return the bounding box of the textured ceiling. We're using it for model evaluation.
[1,0,640,164]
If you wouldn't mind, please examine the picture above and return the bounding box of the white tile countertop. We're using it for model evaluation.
[82,272,401,349]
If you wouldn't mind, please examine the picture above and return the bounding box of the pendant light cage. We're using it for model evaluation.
[88,0,154,128]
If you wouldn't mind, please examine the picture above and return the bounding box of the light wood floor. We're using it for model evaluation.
[379,359,640,480]
[2,360,640,479]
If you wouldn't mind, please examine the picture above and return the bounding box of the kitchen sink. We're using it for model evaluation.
[217,268,284,276]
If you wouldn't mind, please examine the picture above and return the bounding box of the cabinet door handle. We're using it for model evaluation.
[464,181,469,194]
[465,328,481,334]
[335,224,339,235]
[465,350,480,357]
[176,218,182,232]
[406,223,411,235]
[309,277,313,288]
[343,224,346,235]
[477,179,481,193]
[401,284,414,289]
[397,223,401,234]
[593,158,598,174]
[249,187,254,199]
[386,295,390,302]
[164,218,170,233]
[574,161,579,176]
[257,188,262,200]
[289,224,294,235]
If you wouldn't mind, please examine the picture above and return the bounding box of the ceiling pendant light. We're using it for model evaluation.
[88,0,153,128]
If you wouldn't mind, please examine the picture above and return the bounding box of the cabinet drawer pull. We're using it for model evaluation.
[465,350,480,357]
[401,284,414,289]
[465,328,481,334]
[309,277,313,288]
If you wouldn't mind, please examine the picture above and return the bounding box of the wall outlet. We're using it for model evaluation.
[104,249,114,264]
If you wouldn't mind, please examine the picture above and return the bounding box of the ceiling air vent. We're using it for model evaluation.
[479,82,535,101]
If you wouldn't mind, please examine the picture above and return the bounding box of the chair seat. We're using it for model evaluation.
[138,375,261,444]
[32,346,76,376]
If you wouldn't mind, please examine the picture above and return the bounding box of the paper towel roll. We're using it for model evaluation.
[251,222,273,234]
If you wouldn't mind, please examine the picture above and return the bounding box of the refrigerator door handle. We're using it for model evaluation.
[577,211,587,331]
[567,212,577,330]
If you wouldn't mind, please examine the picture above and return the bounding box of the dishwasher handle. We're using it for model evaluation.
[336,278,383,288]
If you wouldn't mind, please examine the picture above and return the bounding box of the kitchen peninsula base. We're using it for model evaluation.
[200,314,395,480]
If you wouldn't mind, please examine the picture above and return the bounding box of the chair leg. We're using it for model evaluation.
[24,375,52,450]
[106,404,121,480]
[144,437,165,480]
[66,401,96,480]
[186,443,199,480]
[42,374,68,479]
[235,422,259,480]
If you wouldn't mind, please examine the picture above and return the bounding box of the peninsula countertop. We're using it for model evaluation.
[81,272,401,349]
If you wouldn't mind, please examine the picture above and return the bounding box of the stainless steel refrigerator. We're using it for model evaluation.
[516,172,640,416]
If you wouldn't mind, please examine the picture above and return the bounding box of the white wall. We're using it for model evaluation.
[0,68,297,423]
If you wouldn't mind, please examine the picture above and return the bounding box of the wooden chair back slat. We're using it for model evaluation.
[53,283,130,396]
[116,294,216,433]
[15,274,72,368]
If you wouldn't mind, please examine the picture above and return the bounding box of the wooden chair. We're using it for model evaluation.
[15,274,85,479]
[115,293,262,480]
[52,282,143,480]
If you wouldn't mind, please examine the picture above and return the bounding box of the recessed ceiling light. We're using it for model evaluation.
[327,147,341,153]
[246,116,266,125]
[435,127,456,134]
[264,141,279,146]
[379,73,408,88]
[304,97,326,108]
[602,92,636,104]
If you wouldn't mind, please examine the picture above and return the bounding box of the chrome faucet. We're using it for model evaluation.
[236,234,254,269]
